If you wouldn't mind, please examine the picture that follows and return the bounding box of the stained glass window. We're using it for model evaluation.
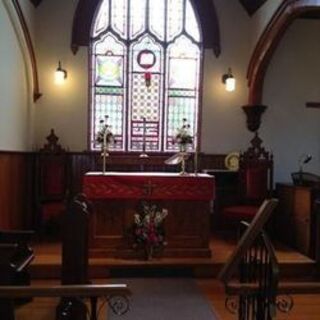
[90,0,202,152]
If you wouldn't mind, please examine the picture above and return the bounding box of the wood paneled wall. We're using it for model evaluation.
[0,151,226,230]
[0,152,34,229]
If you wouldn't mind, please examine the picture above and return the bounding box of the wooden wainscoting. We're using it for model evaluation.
[0,151,35,229]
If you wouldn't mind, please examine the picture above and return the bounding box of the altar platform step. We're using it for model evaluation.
[30,234,316,280]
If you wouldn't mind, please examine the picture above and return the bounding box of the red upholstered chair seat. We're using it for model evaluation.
[223,205,260,221]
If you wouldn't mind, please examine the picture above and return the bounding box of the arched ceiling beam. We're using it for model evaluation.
[6,0,41,101]
[247,0,320,105]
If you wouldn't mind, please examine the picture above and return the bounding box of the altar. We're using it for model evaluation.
[83,172,215,258]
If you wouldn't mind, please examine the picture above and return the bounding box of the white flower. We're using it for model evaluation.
[134,214,141,224]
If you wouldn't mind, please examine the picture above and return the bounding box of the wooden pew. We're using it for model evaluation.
[56,194,92,320]
[0,230,34,286]
[0,230,34,320]
[0,284,131,320]
[0,196,131,319]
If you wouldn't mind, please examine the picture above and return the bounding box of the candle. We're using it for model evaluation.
[194,133,199,174]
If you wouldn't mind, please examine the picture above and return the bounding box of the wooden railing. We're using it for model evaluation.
[0,284,131,320]
[219,198,320,319]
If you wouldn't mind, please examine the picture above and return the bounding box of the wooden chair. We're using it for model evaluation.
[222,134,273,224]
[36,129,69,238]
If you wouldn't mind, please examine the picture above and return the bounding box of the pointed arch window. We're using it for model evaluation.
[90,0,203,152]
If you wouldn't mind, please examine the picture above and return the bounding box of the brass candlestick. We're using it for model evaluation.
[139,117,149,158]
[179,152,189,175]
[102,129,109,174]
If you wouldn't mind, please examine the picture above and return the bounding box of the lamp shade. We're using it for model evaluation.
[225,76,236,92]
[54,61,67,85]
[222,68,236,92]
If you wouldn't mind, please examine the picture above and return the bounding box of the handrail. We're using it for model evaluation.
[218,199,279,284]
[226,281,320,296]
[0,284,131,318]
[0,284,130,298]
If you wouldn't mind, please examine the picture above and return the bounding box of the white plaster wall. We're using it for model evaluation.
[34,0,87,150]
[0,1,34,151]
[202,0,252,154]
[19,0,36,43]
[262,19,320,183]
[250,0,282,51]
[34,0,254,153]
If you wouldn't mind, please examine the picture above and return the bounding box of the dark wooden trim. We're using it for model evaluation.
[226,281,320,295]
[0,284,130,298]
[12,0,42,101]
[0,150,35,155]
[239,0,268,16]
[306,102,320,108]
[247,0,320,105]
[71,0,221,56]
[193,0,221,56]
[29,0,42,7]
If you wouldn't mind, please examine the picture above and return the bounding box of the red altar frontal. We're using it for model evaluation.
[83,172,215,258]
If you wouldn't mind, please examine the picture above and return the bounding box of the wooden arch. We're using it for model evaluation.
[247,0,320,105]
[71,0,221,56]
[4,0,41,101]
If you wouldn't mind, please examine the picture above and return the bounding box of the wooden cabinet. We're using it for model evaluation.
[276,183,320,258]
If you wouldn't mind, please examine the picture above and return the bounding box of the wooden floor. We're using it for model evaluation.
[30,232,315,279]
[198,279,320,320]
[14,279,320,319]
[12,233,319,319]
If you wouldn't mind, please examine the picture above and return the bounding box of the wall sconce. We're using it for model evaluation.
[222,68,236,92]
[54,61,67,85]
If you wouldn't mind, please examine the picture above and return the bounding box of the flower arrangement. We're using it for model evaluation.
[133,201,168,259]
[173,118,193,152]
[96,115,115,147]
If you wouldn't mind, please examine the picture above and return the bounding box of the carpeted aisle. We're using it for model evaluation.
[108,278,219,320]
